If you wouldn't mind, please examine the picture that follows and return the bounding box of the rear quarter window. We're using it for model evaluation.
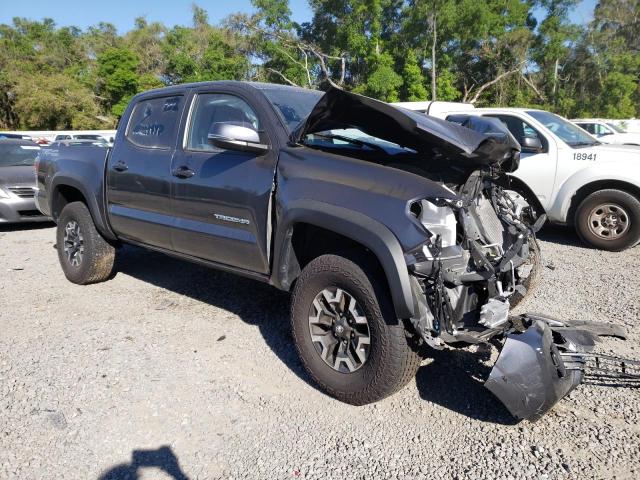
[126,96,183,149]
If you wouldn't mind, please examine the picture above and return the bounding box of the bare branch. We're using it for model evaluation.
[241,19,345,88]
[297,46,312,87]
[467,64,524,104]
[266,68,300,87]
[520,73,545,101]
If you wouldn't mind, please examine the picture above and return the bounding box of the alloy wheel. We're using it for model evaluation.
[308,287,371,373]
[63,220,84,267]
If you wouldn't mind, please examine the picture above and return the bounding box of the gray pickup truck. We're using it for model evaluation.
[36,82,626,420]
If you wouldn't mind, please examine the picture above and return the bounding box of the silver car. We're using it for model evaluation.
[0,139,49,224]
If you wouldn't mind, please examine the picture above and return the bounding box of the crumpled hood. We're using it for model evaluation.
[296,87,520,167]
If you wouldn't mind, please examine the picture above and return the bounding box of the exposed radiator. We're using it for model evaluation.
[471,195,505,247]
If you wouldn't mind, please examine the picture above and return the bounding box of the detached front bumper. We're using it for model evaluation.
[0,194,49,223]
[485,314,629,421]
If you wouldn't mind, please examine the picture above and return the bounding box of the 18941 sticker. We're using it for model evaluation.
[573,152,596,161]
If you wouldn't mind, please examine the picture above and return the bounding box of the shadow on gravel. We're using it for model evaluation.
[415,348,519,425]
[0,221,54,232]
[114,245,316,390]
[98,445,189,479]
[536,224,584,248]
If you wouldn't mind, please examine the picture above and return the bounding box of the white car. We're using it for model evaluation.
[393,102,640,251]
[571,119,640,146]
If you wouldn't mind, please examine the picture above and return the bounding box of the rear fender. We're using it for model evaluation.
[50,175,116,241]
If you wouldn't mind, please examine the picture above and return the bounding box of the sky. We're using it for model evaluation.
[0,0,313,31]
[0,0,598,32]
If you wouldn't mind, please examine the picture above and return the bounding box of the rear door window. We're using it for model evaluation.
[126,96,183,149]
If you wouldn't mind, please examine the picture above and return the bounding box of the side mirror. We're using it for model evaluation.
[520,136,543,153]
[207,123,268,154]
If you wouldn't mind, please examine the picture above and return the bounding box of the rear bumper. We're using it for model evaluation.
[0,196,50,223]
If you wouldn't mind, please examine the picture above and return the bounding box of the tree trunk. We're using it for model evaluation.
[431,12,437,101]
[552,58,558,101]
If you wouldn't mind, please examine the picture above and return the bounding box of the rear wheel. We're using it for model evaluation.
[575,189,640,251]
[56,202,115,284]
[290,253,421,405]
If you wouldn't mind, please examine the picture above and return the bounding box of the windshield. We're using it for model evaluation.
[259,86,324,132]
[0,143,40,167]
[304,128,414,154]
[527,110,598,147]
[606,122,625,133]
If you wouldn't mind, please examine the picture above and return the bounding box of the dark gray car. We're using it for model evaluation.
[0,139,49,224]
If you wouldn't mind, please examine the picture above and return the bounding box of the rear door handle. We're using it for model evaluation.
[172,166,195,179]
[112,161,128,172]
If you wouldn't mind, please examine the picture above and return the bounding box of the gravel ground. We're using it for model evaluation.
[1,223,639,480]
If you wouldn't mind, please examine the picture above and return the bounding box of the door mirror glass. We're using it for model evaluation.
[207,123,268,154]
[521,136,543,153]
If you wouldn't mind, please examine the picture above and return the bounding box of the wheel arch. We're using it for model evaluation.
[51,182,87,220]
[272,200,415,319]
[50,177,117,241]
[500,174,546,215]
[567,180,640,226]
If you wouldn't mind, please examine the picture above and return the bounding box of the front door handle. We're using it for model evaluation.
[172,166,195,179]
[112,161,128,172]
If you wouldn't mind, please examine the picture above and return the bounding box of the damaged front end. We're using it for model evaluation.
[296,87,636,421]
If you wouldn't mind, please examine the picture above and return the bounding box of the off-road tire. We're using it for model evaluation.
[509,236,542,310]
[56,201,115,284]
[575,189,640,252]
[290,253,422,405]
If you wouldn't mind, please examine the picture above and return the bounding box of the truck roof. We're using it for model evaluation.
[134,80,318,99]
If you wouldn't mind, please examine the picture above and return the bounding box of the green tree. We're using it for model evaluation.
[163,5,249,85]
[13,72,103,129]
[97,47,140,116]
[402,50,427,101]
[435,69,460,101]
[354,52,403,101]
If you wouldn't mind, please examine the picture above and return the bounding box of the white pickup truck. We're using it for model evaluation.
[394,102,640,251]
[570,119,640,146]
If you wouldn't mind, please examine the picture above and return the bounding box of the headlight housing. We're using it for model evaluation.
[0,186,10,199]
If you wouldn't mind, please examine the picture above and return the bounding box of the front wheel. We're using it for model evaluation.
[56,201,115,284]
[575,189,640,251]
[290,254,421,405]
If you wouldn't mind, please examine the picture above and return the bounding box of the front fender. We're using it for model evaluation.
[548,163,640,223]
[272,199,415,319]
